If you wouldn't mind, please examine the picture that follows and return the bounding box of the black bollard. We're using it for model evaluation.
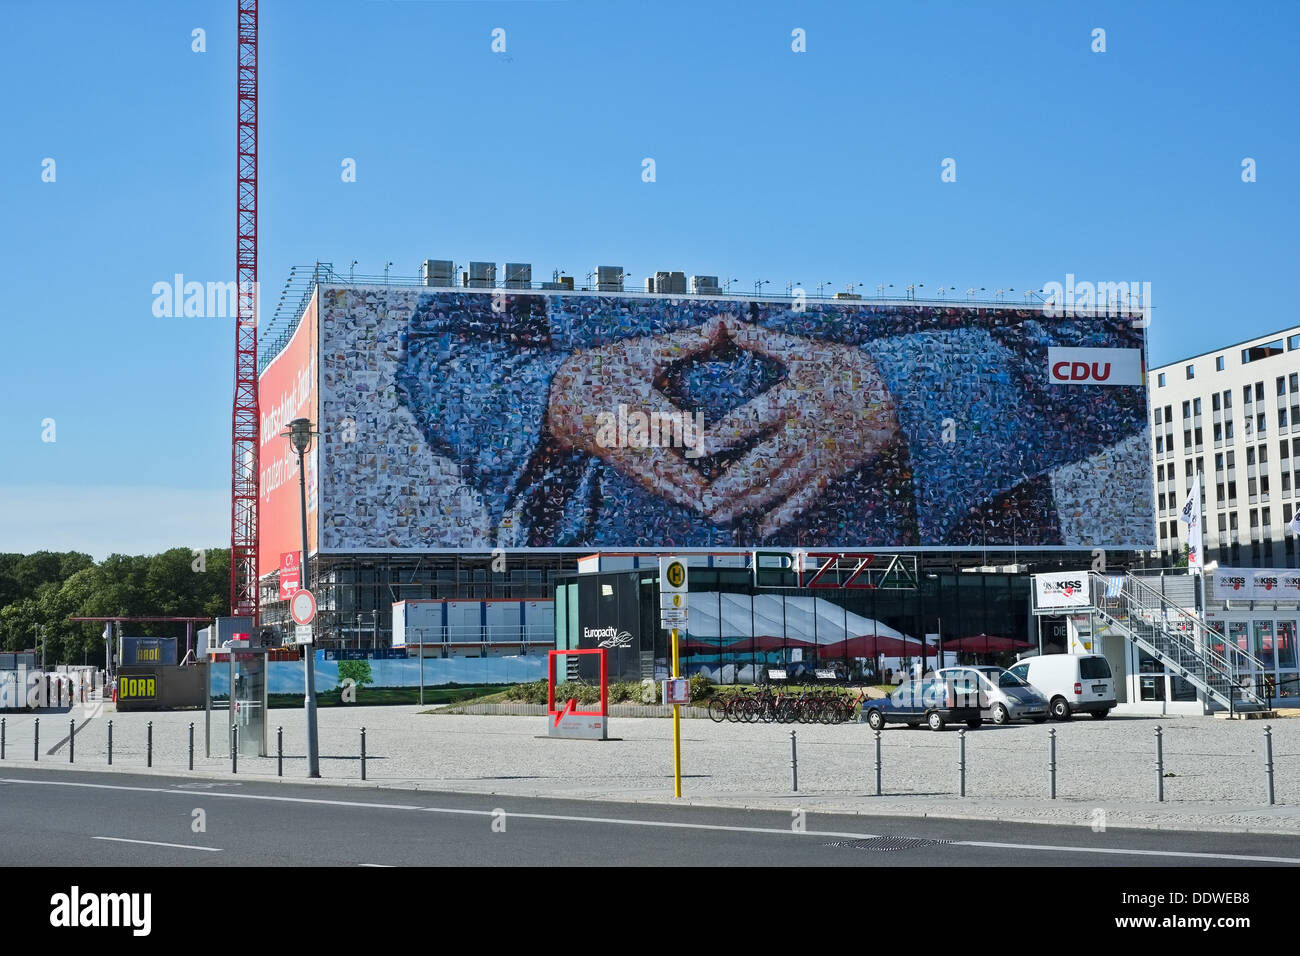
[1264,725,1275,806]
[360,727,367,781]
[2,717,6,760]
[1155,725,1164,803]
[958,728,967,798]
[232,725,238,775]
[34,717,39,762]
[69,718,75,764]
[188,722,194,771]
[107,720,113,765]
[277,726,283,778]
[790,730,798,793]
[873,727,882,796]
[147,721,153,768]
[1047,728,1057,800]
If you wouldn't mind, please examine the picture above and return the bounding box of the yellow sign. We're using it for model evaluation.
[665,561,686,589]
[120,676,156,700]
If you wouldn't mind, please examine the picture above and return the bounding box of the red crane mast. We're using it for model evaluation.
[231,0,260,621]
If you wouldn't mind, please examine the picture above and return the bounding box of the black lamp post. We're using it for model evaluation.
[284,416,320,777]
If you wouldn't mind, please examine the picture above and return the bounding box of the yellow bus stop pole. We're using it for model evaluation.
[672,626,682,798]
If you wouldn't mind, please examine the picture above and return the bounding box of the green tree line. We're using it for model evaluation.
[0,548,231,665]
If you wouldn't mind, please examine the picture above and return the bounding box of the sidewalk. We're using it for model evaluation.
[2,702,1296,835]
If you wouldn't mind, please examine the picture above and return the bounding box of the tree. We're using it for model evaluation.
[336,659,374,690]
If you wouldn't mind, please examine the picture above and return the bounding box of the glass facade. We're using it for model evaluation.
[557,568,1034,684]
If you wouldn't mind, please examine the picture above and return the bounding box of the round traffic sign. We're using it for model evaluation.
[290,589,317,625]
[666,560,686,589]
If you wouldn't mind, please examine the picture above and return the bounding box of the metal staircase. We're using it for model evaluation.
[1087,571,1270,711]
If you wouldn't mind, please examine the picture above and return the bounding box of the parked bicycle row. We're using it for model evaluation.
[707,688,861,724]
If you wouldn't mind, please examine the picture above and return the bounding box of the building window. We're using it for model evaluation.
[1260,445,1269,464]
[1158,493,1166,511]
[1217,356,1226,371]
[1229,480,1237,500]
[1182,400,1191,419]
[1284,472,1292,493]
[1243,340,1285,364]
[1165,405,1173,420]
[1281,440,1289,459]
[1291,373,1298,393]
[1262,476,1271,495]
[1280,377,1288,397]
[1219,514,1228,532]
[1248,447,1256,466]
[1184,429,1193,447]
[1195,427,1203,446]
[1283,408,1291,428]
[1158,373,1166,387]
[1186,364,1195,380]
[1263,507,1272,526]
[1156,435,1164,453]
[1214,422,1223,442]
[1215,453,1224,471]
[1249,477,1258,496]
[1257,381,1265,402]
[1186,459,1194,477]
[1250,509,1259,527]
[1154,407,1163,425]
[1226,421,1235,440]
[1217,483,1225,502]
[1292,403,1299,425]
[1194,397,1202,415]
[1213,393,1221,412]
[1227,450,1235,467]
[1259,412,1267,434]
[1291,335,1300,351]
[1230,512,1239,530]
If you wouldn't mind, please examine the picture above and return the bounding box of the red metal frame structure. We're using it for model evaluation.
[231,0,260,622]
[546,648,608,721]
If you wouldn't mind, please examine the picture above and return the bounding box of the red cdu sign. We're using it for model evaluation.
[279,551,301,600]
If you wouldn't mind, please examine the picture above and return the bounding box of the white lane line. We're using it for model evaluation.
[1,776,875,839]
[0,778,421,811]
[415,806,880,839]
[358,863,394,867]
[954,841,1300,865]
[93,836,222,852]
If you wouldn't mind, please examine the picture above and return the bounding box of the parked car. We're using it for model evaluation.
[935,666,1049,724]
[1008,654,1116,720]
[861,676,983,731]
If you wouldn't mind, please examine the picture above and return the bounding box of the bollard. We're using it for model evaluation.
[232,725,238,775]
[360,727,367,781]
[34,717,39,762]
[277,727,283,778]
[147,721,153,769]
[69,718,75,764]
[958,728,967,797]
[107,720,113,765]
[1264,725,1275,806]
[790,730,798,793]
[873,727,882,796]
[1,717,5,760]
[1047,728,1056,800]
[1155,725,1164,803]
[188,722,194,771]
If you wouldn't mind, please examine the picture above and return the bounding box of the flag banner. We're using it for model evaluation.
[1178,475,1202,573]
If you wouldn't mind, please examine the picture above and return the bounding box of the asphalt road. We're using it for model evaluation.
[2,768,1299,867]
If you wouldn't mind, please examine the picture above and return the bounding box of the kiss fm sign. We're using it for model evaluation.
[1213,567,1300,602]
[1034,571,1092,609]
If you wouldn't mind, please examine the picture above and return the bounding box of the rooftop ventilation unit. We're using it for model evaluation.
[467,262,497,289]
[654,271,687,295]
[594,266,623,292]
[421,259,455,287]
[691,275,721,295]
[504,263,531,289]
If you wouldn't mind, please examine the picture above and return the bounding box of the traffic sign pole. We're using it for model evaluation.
[672,626,682,799]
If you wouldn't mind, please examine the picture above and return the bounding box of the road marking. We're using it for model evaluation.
[953,841,1300,864]
[358,863,393,867]
[0,776,875,838]
[415,805,881,840]
[93,836,222,852]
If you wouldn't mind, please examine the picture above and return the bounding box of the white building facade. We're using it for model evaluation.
[1149,326,1300,570]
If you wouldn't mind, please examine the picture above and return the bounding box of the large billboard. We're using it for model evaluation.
[312,286,1152,551]
[257,296,319,579]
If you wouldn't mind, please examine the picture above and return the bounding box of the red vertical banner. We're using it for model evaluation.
[279,551,301,600]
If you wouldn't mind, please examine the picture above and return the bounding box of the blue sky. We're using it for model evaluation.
[1,0,1296,557]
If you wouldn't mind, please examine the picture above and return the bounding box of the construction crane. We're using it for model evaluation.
[231,0,259,622]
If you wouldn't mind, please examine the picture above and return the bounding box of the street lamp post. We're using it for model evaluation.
[284,417,321,778]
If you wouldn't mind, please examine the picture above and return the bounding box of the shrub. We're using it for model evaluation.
[688,672,714,703]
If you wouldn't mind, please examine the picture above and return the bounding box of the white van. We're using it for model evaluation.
[1007,654,1116,720]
